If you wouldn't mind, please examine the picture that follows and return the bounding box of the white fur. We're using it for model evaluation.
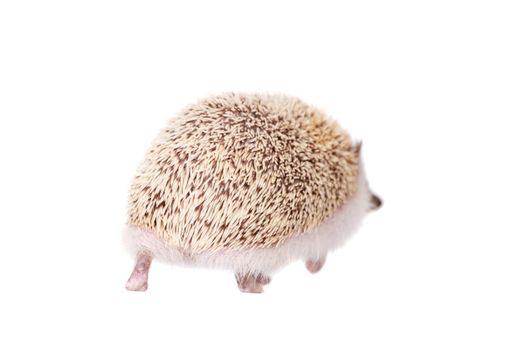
[123,161,370,276]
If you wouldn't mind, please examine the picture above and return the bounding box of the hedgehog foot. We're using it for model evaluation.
[126,251,152,292]
[305,256,326,274]
[235,272,270,293]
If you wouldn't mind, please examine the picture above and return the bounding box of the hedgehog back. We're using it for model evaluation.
[128,93,360,254]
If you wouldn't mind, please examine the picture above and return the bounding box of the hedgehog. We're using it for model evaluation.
[124,93,382,293]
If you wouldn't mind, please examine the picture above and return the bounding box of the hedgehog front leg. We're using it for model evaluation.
[235,272,271,293]
[305,255,326,274]
[126,251,153,292]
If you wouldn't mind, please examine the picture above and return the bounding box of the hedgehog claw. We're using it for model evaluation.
[126,251,152,292]
[305,256,326,274]
[235,273,269,293]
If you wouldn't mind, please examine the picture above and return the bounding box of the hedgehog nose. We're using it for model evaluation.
[370,194,382,210]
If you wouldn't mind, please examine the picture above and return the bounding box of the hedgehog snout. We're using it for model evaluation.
[369,193,382,211]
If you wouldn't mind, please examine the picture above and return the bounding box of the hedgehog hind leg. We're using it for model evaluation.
[126,251,153,292]
[234,272,271,293]
[305,255,326,274]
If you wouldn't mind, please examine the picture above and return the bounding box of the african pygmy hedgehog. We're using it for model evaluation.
[124,92,381,293]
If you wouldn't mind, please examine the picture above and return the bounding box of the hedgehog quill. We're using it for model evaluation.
[124,93,381,293]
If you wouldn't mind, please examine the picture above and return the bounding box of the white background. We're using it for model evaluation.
[0,1,524,349]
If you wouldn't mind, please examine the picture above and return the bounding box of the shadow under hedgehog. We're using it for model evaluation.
[124,93,382,293]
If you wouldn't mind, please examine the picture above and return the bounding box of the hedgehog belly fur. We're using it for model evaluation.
[123,160,369,275]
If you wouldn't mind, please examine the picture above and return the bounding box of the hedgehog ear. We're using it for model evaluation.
[355,141,363,155]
